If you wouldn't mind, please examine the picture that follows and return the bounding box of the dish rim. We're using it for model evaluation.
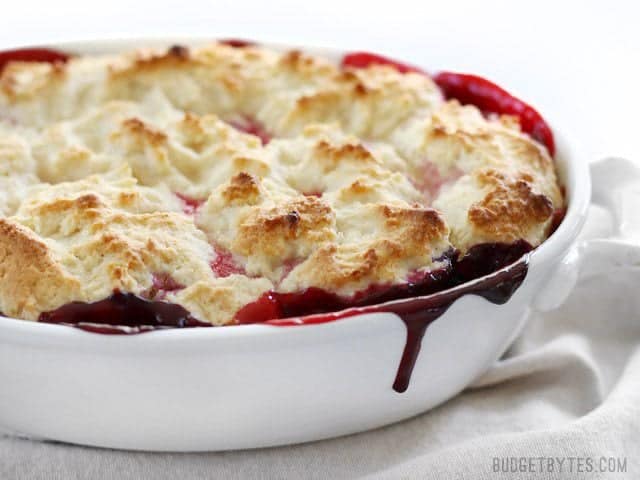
[0,37,591,342]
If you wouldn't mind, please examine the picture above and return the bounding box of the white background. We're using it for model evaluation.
[2,0,638,162]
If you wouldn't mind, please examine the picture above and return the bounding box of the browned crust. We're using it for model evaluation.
[278,50,334,77]
[27,193,102,214]
[21,194,105,232]
[379,204,447,251]
[230,156,271,177]
[176,112,227,152]
[300,244,381,289]
[0,219,80,319]
[286,204,447,290]
[119,117,168,147]
[468,169,554,241]
[314,140,375,166]
[234,196,335,258]
[427,100,555,172]
[221,172,262,205]
[109,45,193,78]
[294,90,343,115]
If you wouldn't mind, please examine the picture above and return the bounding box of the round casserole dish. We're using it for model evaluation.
[0,38,592,452]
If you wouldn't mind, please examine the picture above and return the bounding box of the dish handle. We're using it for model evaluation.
[533,157,640,311]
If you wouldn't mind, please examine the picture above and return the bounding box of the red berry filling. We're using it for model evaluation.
[433,72,555,155]
[175,192,205,215]
[415,162,464,203]
[39,291,210,334]
[140,273,184,300]
[228,117,271,145]
[235,252,456,325]
[341,52,423,74]
[218,39,256,48]
[210,246,245,278]
[152,272,183,291]
[0,47,70,73]
[234,291,280,324]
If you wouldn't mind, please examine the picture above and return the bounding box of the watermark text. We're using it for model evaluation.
[492,456,627,474]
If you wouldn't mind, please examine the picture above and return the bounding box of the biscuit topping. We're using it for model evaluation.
[0,43,562,325]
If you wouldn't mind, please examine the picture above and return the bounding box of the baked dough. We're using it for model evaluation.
[0,43,562,324]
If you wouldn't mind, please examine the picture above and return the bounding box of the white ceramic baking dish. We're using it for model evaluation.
[0,37,631,452]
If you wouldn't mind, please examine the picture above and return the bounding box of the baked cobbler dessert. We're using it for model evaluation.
[0,42,563,332]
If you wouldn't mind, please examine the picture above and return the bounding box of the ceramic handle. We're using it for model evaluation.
[533,157,640,311]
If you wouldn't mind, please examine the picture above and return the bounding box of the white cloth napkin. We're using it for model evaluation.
[1,159,639,479]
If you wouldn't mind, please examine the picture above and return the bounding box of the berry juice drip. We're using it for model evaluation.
[38,243,531,391]
[261,243,530,392]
